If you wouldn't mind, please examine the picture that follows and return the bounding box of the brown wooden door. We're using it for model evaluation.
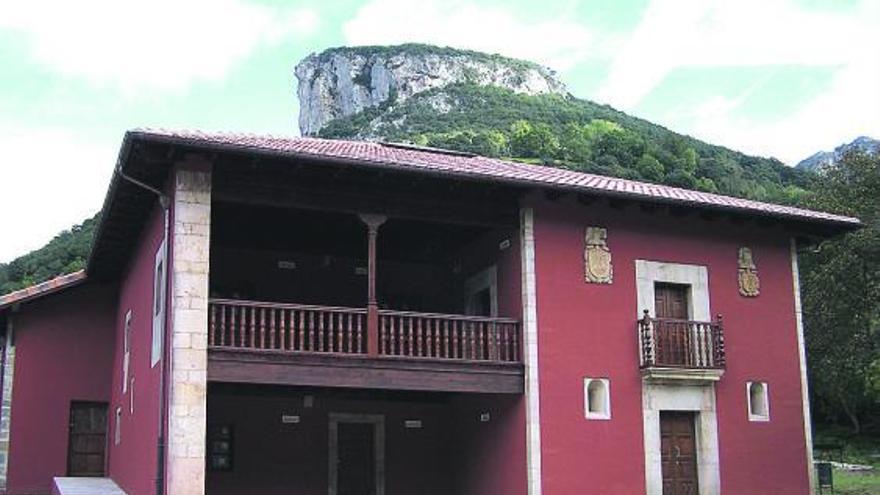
[654,284,691,366]
[67,402,108,477]
[660,412,699,495]
[655,283,689,319]
[337,422,376,495]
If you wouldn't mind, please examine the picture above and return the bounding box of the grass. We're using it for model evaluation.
[834,470,880,495]
[814,426,880,494]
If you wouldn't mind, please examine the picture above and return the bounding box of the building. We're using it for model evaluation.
[0,129,860,495]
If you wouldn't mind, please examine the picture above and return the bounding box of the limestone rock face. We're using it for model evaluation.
[295,45,568,136]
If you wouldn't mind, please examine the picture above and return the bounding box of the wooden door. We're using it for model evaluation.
[655,283,689,319]
[660,412,699,495]
[337,422,376,495]
[654,283,691,366]
[67,401,108,477]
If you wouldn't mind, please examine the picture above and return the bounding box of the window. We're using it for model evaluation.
[584,378,611,420]
[122,310,132,393]
[151,240,167,367]
[747,381,770,421]
[114,406,122,445]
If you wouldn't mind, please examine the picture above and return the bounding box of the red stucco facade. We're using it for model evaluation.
[6,284,116,495]
[106,204,168,495]
[0,139,830,495]
[529,195,811,494]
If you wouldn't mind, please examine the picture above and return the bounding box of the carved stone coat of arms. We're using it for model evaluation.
[738,247,760,297]
[584,227,613,284]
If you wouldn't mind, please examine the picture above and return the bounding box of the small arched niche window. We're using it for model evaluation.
[584,378,611,420]
[747,381,770,421]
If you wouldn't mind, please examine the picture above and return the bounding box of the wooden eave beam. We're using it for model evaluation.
[212,180,519,228]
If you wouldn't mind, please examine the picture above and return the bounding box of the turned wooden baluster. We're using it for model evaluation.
[432,319,440,358]
[355,313,363,353]
[219,304,227,347]
[714,314,725,367]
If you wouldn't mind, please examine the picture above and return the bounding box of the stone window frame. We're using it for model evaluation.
[747,381,770,422]
[584,377,611,420]
[150,239,167,367]
[636,260,721,495]
[114,406,122,446]
[122,310,132,393]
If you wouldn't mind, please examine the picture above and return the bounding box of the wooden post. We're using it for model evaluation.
[359,214,387,356]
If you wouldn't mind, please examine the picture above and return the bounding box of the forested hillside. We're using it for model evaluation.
[0,213,99,294]
[800,151,880,434]
[320,83,816,204]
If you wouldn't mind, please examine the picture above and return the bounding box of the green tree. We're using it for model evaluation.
[694,177,719,193]
[509,120,534,157]
[559,122,591,163]
[529,123,560,160]
[800,151,880,433]
[636,154,664,182]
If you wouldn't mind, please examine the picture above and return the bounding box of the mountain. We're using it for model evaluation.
[796,136,880,173]
[2,44,823,296]
[299,44,815,203]
[295,44,568,136]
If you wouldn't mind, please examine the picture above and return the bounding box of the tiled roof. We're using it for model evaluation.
[0,270,86,310]
[134,129,861,228]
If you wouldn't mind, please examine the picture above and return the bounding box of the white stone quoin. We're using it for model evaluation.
[167,159,212,495]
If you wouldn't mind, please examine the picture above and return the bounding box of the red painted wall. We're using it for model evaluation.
[206,387,454,495]
[450,225,528,495]
[205,387,525,495]
[106,204,167,495]
[6,283,116,495]
[529,195,810,494]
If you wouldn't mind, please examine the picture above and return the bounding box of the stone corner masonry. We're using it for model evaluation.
[167,159,212,495]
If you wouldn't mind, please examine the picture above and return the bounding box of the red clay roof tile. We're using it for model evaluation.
[0,270,86,309]
[134,129,860,228]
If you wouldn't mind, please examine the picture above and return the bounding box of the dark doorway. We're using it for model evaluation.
[331,414,383,495]
[67,401,108,477]
[660,411,699,495]
[338,422,376,495]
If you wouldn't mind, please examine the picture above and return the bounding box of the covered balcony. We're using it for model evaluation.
[207,196,524,394]
[637,310,726,382]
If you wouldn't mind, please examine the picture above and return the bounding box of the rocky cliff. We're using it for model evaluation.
[796,136,880,172]
[295,44,568,136]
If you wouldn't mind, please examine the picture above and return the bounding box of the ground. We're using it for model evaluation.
[814,426,880,494]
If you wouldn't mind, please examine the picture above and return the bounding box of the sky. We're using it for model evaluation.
[1,0,878,262]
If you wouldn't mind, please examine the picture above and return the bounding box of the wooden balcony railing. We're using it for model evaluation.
[379,310,520,362]
[209,299,521,363]
[638,310,725,369]
[209,299,367,353]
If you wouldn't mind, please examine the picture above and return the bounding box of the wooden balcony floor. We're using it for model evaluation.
[208,347,524,394]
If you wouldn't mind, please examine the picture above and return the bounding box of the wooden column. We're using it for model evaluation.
[359,214,387,356]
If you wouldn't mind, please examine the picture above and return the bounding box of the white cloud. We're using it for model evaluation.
[689,53,880,164]
[596,0,869,110]
[0,126,117,262]
[0,0,319,93]
[597,0,880,163]
[343,0,601,71]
